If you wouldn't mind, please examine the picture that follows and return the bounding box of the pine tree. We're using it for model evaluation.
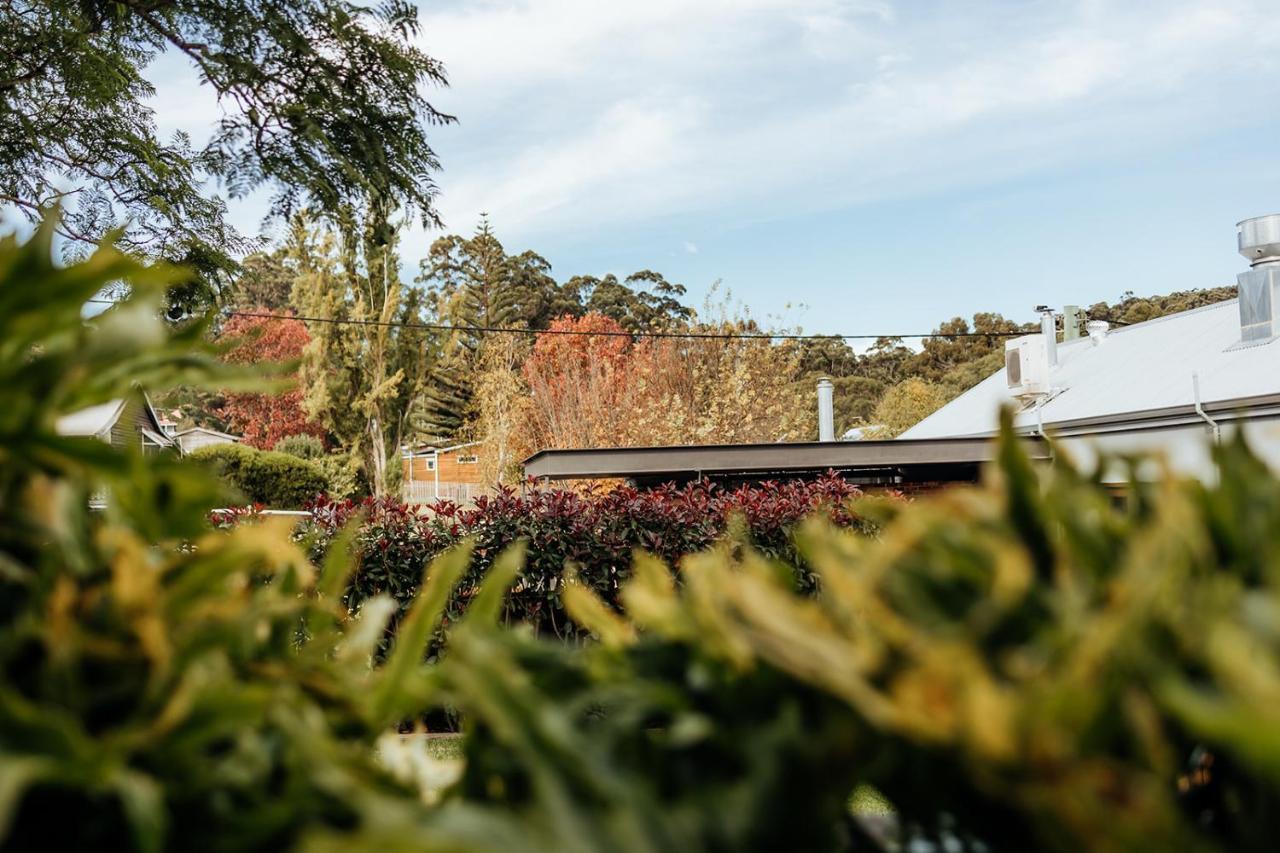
[411,216,562,440]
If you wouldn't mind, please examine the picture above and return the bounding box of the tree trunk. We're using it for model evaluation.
[368,412,387,497]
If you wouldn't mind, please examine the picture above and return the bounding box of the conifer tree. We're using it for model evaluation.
[411,216,563,439]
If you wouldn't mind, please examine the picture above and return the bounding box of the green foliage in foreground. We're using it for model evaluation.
[0,218,425,851]
[189,442,329,508]
[6,218,1280,852]
[556,425,1280,851]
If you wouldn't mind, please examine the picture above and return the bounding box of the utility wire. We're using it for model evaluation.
[85,299,1039,341]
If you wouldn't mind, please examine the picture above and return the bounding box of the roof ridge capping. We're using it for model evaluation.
[901,295,1264,442]
[1056,295,1239,347]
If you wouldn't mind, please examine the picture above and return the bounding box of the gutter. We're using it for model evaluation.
[1013,392,1280,438]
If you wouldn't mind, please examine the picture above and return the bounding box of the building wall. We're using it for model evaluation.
[1056,415,1280,484]
[177,431,236,454]
[437,448,484,486]
[403,454,436,483]
[109,397,146,449]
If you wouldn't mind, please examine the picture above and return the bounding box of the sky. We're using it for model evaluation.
[145,0,1280,337]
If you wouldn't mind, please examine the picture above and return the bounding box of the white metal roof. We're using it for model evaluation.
[140,428,171,446]
[55,400,126,438]
[902,299,1280,439]
[55,394,176,447]
[402,440,481,456]
[171,426,241,441]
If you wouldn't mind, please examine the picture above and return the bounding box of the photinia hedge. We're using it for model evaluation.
[296,473,884,642]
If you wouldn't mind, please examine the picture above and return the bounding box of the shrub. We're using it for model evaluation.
[0,219,893,852]
[19,216,1280,852]
[0,220,441,851]
[190,440,328,507]
[275,432,326,459]
[550,416,1280,851]
[315,447,368,499]
[302,474,881,642]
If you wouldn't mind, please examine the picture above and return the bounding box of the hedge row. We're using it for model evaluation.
[297,473,881,640]
[190,443,328,508]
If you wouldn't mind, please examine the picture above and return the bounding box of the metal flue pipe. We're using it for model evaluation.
[1039,307,1057,367]
[817,377,835,442]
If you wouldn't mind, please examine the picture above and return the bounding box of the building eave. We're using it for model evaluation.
[522,436,1048,482]
[172,426,242,442]
[984,391,1280,438]
[438,440,482,453]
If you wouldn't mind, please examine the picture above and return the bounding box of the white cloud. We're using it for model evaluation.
[683,241,699,254]
[437,95,704,234]
[417,0,1280,243]
[137,0,1280,251]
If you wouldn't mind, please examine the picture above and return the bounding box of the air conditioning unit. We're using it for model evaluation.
[1005,335,1049,397]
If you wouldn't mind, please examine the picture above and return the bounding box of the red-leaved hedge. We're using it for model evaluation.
[296,473,881,642]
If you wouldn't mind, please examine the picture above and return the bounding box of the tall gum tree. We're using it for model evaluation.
[291,207,414,496]
[0,0,453,307]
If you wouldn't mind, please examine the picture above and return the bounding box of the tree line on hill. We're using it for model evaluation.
[800,283,1238,438]
[158,213,1239,498]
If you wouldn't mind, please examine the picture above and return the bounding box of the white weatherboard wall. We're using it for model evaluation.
[1055,419,1280,485]
[173,428,240,454]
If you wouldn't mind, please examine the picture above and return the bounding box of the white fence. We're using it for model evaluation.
[402,481,481,506]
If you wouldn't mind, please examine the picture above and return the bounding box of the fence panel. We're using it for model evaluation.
[402,481,481,505]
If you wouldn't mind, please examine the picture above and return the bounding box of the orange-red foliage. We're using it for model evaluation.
[217,310,326,449]
[521,313,633,450]
[517,312,814,452]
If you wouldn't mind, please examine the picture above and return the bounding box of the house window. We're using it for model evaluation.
[456,454,479,464]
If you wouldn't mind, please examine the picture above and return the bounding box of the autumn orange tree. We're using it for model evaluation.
[217,310,326,449]
[520,313,632,451]
[624,325,813,445]
[511,312,813,458]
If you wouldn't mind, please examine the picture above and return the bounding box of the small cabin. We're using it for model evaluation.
[171,426,241,455]
[402,441,486,504]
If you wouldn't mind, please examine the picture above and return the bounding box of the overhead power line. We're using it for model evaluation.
[86,299,1037,342]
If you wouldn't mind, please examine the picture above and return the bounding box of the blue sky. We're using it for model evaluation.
[144,0,1280,336]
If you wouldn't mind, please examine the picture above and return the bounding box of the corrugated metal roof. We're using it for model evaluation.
[902,299,1279,439]
[55,400,125,438]
[171,426,241,441]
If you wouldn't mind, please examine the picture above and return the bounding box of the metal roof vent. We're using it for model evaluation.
[1236,214,1280,344]
[1086,320,1109,345]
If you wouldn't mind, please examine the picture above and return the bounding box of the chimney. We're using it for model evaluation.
[1037,306,1058,366]
[1236,214,1280,343]
[817,377,835,442]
